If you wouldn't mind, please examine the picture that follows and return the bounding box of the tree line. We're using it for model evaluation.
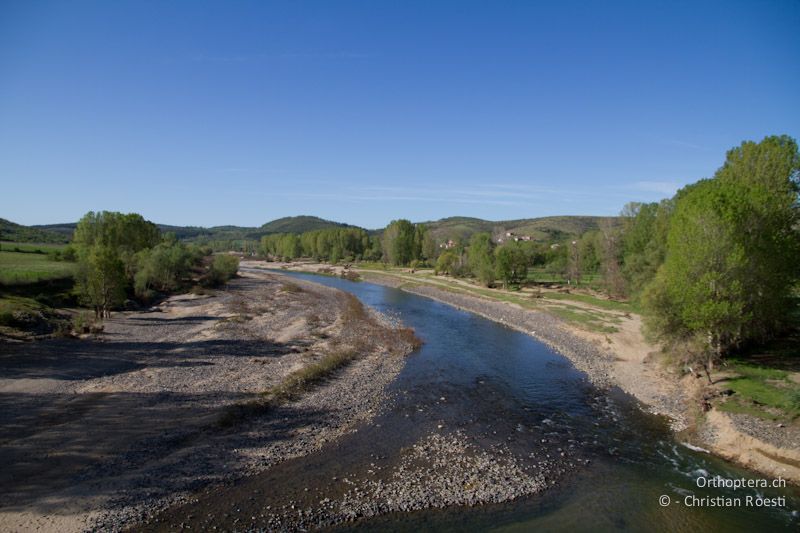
[484,135,797,379]
[637,136,799,379]
[256,135,798,380]
[71,211,239,318]
[260,217,600,288]
[261,227,381,263]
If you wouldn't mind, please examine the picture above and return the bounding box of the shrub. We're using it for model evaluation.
[207,254,239,286]
[134,242,198,298]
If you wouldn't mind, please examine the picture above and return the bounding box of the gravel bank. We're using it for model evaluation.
[257,430,551,531]
[0,271,415,533]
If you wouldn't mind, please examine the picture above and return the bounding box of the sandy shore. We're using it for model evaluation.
[0,270,416,532]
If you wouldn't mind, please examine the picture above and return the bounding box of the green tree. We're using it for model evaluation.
[421,229,438,263]
[435,250,458,275]
[713,135,800,341]
[544,244,567,281]
[577,231,601,278]
[208,254,240,286]
[79,245,126,319]
[73,211,160,253]
[643,135,800,380]
[598,219,626,297]
[382,219,420,266]
[495,243,528,289]
[642,179,748,381]
[467,233,495,286]
[620,200,672,297]
[134,241,199,299]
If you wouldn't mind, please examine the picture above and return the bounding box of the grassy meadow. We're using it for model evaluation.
[0,249,76,285]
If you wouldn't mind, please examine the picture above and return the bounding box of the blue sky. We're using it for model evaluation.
[1,1,798,229]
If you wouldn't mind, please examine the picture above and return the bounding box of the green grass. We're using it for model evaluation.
[0,242,68,253]
[525,269,603,285]
[267,349,357,402]
[542,291,635,313]
[356,261,392,270]
[728,362,789,381]
[0,251,77,285]
[717,399,784,421]
[0,295,46,327]
[716,361,800,420]
[544,305,619,333]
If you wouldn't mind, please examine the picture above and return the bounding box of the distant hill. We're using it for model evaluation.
[1,218,70,243]
[14,214,614,246]
[420,215,619,243]
[260,216,352,234]
[32,223,77,238]
[25,215,356,244]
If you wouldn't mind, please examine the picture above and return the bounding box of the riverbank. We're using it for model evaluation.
[251,261,799,485]
[0,270,417,532]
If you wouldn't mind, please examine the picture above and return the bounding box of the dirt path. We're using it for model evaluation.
[0,271,413,532]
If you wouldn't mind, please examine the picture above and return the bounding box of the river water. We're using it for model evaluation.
[275,271,799,532]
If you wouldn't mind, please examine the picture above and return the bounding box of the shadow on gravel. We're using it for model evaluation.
[126,315,219,324]
[0,337,302,381]
[0,387,337,514]
[0,324,334,515]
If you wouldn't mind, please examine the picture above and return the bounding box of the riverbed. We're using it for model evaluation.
[147,271,800,531]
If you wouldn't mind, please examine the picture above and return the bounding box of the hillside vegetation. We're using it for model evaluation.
[1,218,69,243]
[421,215,618,243]
[260,215,352,234]
[28,215,352,246]
[14,215,614,251]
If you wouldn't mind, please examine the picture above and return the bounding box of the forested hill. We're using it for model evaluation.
[420,215,619,243]
[0,218,70,243]
[11,214,616,245]
[23,215,354,243]
[260,216,353,234]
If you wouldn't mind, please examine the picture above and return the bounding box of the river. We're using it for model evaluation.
[274,271,799,532]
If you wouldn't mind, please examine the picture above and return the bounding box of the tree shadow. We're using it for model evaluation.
[0,336,305,381]
[0,387,336,514]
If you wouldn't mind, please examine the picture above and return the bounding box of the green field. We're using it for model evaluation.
[0,250,76,285]
[0,241,68,253]
[525,268,603,287]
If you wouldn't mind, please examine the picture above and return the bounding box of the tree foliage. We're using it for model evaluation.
[208,254,240,286]
[73,211,160,253]
[434,250,458,275]
[467,233,495,286]
[495,243,527,288]
[620,200,672,297]
[134,241,204,299]
[72,211,210,318]
[642,135,800,377]
[382,219,426,266]
[261,227,375,262]
[77,245,126,318]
